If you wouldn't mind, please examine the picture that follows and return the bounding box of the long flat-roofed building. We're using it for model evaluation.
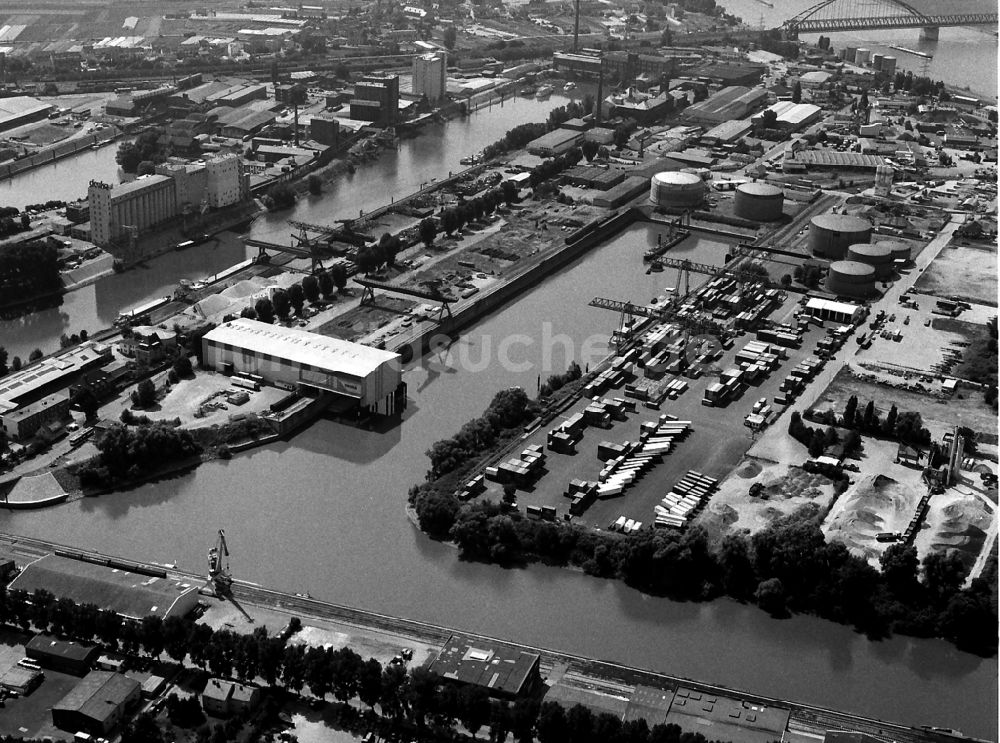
[0,96,54,131]
[429,634,541,699]
[8,554,200,621]
[202,319,405,414]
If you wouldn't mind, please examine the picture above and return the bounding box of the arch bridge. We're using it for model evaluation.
[784,0,997,34]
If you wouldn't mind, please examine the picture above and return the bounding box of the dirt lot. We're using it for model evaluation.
[810,365,997,441]
[824,473,924,566]
[913,243,998,306]
[915,488,994,572]
[700,458,840,540]
[154,371,288,429]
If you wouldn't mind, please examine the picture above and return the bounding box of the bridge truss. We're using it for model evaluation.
[784,0,997,33]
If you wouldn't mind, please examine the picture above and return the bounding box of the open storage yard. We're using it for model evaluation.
[913,243,998,307]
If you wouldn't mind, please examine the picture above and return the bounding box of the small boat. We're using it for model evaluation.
[519,86,536,96]
[459,152,483,166]
[535,85,554,99]
[563,82,576,92]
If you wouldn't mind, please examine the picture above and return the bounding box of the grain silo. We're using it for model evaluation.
[734,183,784,221]
[809,214,873,259]
[649,171,705,209]
[827,260,876,298]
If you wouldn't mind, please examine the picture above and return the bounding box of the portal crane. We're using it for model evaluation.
[205,529,253,623]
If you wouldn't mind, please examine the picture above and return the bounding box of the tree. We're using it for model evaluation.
[330,263,348,291]
[357,657,383,710]
[288,283,305,314]
[72,386,100,420]
[807,430,825,458]
[272,289,291,319]
[419,217,438,247]
[0,346,7,377]
[10,356,21,372]
[791,81,802,103]
[302,274,320,303]
[581,138,599,162]
[880,543,920,601]
[316,270,334,298]
[132,379,156,409]
[137,160,156,176]
[172,355,193,378]
[255,298,275,324]
[500,180,518,205]
[861,400,877,431]
[755,577,787,615]
[355,244,381,274]
[843,395,858,427]
[307,174,323,195]
[882,404,899,436]
[922,551,967,604]
[535,700,568,743]
[442,26,457,50]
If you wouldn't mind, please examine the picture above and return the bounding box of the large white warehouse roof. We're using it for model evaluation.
[205,319,399,378]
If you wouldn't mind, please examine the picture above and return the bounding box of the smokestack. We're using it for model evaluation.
[573,0,580,52]
[595,56,604,123]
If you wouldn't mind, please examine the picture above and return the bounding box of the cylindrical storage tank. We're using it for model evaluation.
[809,214,873,259]
[872,53,885,70]
[827,260,876,298]
[847,242,894,279]
[855,48,871,65]
[734,183,784,221]
[881,56,897,76]
[876,239,911,263]
[649,171,706,208]
[843,47,858,62]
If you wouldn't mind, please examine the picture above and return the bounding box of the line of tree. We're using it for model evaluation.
[355,232,402,274]
[538,361,583,399]
[437,188,508,237]
[0,240,62,307]
[806,395,932,447]
[244,266,348,324]
[528,147,584,190]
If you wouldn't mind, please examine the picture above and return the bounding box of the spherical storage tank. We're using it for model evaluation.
[826,260,876,298]
[734,183,784,221]
[809,214,872,259]
[650,171,705,209]
[847,242,894,279]
[875,239,911,263]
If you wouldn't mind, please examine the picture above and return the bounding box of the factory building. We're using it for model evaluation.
[649,171,705,209]
[205,153,247,207]
[350,73,400,126]
[202,319,405,415]
[847,243,894,279]
[8,554,201,621]
[429,634,541,699]
[412,51,447,102]
[753,101,823,131]
[809,214,872,259]
[826,261,877,298]
[88,175,178,249]
[734,183,784,221]
[804,297,864,324]
[51,671,140,737]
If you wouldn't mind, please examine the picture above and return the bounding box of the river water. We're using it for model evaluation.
[0,78,997,735]
[2,221,997,736]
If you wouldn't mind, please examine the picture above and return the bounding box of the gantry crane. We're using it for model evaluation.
[205,530,253,623]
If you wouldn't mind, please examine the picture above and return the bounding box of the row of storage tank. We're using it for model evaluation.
[808,214,912,297]
[649,172,785,220]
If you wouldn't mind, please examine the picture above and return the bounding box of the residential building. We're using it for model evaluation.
[119,326,178,364]
[413,51,447,102]
[88,176,178,249]
[202,678,262,717]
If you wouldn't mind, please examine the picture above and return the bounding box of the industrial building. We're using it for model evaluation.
[689,62,767,87]
[809,214,873,259]
[847,243,894,279]
[88,175,178,249]
[753,101,823,131]
[350,73,400,126]
[0,391,70,441]
[604,88,672,125]
[682,86,768,125]
[201,319,405,414]
[0,96,54,131]
[429,634,541,699]
[804,297,864,324]
[51,671,140,737]
[412,51,447,102]
[649,171,705,209]
[205,153,247,207]
[8,554,201,621]
[734,183,784,221]
[826,260,877,298]
[26,635,100,675]
[526,128,584,158]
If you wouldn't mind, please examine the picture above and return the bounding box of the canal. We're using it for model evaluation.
[2,221,996,736]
